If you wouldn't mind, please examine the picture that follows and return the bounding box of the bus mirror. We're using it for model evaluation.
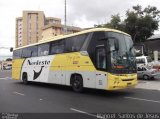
[10,47,13,52]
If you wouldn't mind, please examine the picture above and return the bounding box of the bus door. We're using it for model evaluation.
[95,45,108,89]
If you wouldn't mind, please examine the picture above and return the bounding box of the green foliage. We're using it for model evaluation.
[96,5,160,43]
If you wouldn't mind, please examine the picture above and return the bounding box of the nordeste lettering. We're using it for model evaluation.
[27,60,50,65]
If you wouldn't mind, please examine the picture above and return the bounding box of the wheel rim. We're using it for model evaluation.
[144,75,148,80]
[23,75,28,84]
[73,79,81,89]
[72,75,83,92]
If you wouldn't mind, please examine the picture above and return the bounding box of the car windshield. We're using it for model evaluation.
[136,58,145,64]
[107,32,136,73]
[147,56,152,63]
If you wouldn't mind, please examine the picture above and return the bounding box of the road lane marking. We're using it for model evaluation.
[39,99,43,101]
[125,96,160,104]
[13,92,25,96]
[70,108,97,118]
[0,78,7,80]
[0,77,12,80]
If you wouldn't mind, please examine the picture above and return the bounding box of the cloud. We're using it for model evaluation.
[0,0,160,56]
[67,0,134,26]
[67,0,160,27]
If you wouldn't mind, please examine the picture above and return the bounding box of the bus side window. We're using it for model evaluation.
[13,49,22,59]
[50,40,65,54]
[65,34,87,52]
[30,46,38,57]
[22,48,30,58]
[38,43,49,56]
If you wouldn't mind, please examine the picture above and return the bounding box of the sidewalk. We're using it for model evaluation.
[136,79,160,91]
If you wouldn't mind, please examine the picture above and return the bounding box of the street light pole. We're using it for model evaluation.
[64,0,67,34]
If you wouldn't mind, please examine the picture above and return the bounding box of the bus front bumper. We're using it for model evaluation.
[107,73,138,90]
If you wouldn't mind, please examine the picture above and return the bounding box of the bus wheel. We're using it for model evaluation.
[71,75,83,93]
[143,75,149,80]
[22,73,28,84]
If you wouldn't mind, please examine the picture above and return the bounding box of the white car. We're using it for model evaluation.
[3,65,12,70]
[137,66,160,80]
[136,56,153,68]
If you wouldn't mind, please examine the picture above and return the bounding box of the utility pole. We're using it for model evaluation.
[64,0,67,34]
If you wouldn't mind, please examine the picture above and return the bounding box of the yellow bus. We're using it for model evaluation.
[12,28,137,92]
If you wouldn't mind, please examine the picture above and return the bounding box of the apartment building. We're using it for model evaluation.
[16,17,23,47]
[42,24,81,40]
[45,17,61,25]
[16,11,81,48]
[16,11,45,48]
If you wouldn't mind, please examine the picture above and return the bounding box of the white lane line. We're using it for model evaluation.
[0,77,11,80]
[13,91,25,96]
[6,77,12,79]
[125,96,160,104]
[0,78,7,80]
[70,108,97,118]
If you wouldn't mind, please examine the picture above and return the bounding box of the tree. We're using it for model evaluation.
[96,5,160,43]
[124,5,160,42]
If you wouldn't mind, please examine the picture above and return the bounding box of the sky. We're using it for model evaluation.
[0,0,160,58]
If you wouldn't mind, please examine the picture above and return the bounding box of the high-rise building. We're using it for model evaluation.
[16,17,23,47]
[16,10,81,48]
[16,11,45,48]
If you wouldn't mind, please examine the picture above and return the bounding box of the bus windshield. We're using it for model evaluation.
[108,32,136,73]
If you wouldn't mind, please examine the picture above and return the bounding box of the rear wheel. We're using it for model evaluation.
[143,75,150,80]
[71,75,83,93]
[22,73,29,84]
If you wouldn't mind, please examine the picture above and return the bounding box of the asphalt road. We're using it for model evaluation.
[0,70,160,119]
[0,70,11,78]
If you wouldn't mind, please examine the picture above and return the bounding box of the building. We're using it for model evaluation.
[16,17,23,47]
[45,17,61,25]
[42,24,81,40]
[134,34,160,59]
[16,11,81,48]
[16,11,45,48]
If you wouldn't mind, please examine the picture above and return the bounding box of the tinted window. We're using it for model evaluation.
[136,58,145,64]
[87,32,106,68]
[50,40,65,54]
[65,34,88,52]
[96,47,106,69]
[22,48,30,58]
[147,56,152,63]
[29,46,38,57]
[38,43,49,56]
[137,67,142,71]
[13,49,22,59]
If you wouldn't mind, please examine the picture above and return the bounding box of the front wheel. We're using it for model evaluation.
[71,75,83,93]
[22,73,29,84]
[143,75,150,80]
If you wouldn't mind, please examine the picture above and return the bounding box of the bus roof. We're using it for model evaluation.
[14,28,130,51]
